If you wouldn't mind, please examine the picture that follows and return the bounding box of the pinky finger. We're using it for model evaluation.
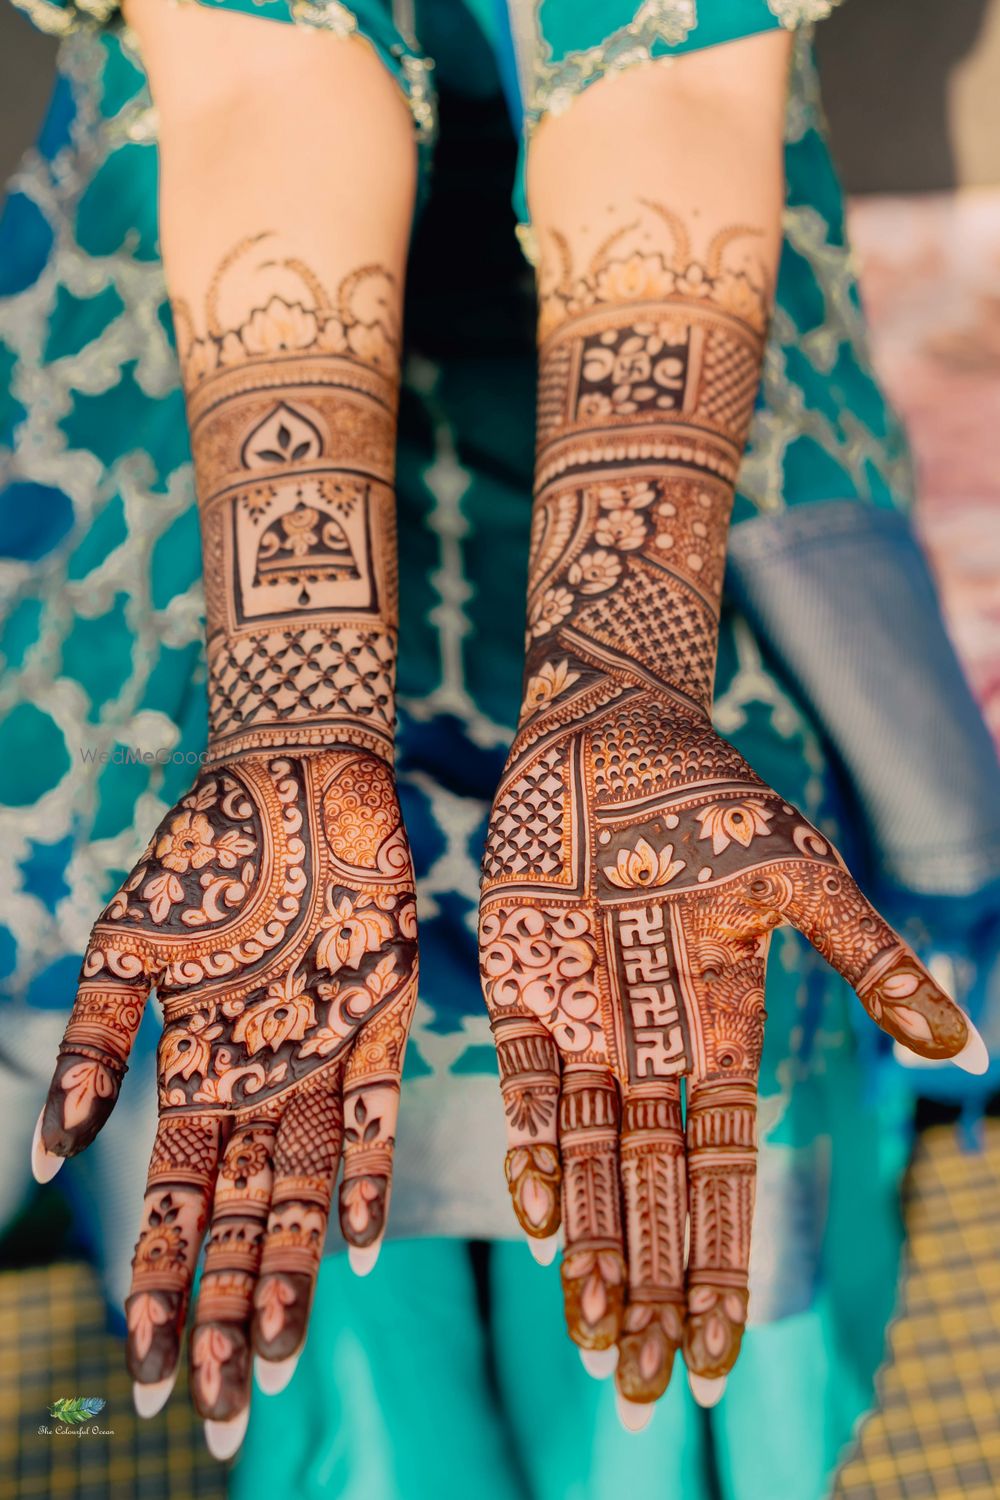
[493,1015,562,1257]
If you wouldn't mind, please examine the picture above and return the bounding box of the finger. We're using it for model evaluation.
[36,951,152,1172]
[126,1114,222,1414]
[772,862,982,1066]
[337,975,417,1271]
[683,1075,757,1388]
[558,1065,626,1351]
[189,1110,278,1423]
[492,1014,562,1248]
[252,1076,343,1376]
[616,1082,686,1404]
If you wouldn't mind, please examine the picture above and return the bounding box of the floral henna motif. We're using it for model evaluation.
[480,206,976,1408]
[69,747,418,1420]
[35,244,420,1434]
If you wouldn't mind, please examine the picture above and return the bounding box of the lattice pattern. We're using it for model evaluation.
[208,626,395,736]
[697,326,762,436]
[482,744,568,881]
[574,568,717,707]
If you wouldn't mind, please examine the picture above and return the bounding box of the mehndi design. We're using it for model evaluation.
[480,208,984,1415]
[32,238,418,1443]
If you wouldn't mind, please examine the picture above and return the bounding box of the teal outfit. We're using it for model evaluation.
[3,3,998,1498]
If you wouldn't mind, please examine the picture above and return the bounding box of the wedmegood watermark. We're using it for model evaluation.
[77,745,208,767]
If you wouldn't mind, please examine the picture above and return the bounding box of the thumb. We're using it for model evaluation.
[33,932,152,1180]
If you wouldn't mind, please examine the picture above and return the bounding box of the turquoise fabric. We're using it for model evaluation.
[0,5,937,1498]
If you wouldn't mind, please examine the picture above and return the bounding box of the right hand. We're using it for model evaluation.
[32,750,417,1440]
[479,692,984,1414]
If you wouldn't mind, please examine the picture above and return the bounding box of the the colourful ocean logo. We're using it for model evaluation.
[48,1398,107,1425]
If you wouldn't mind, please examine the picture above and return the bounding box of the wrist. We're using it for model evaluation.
[205,622,398,765]
[516,645,716,735]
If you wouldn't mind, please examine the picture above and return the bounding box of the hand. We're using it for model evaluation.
[479,697,984,1409]
[32,751,417,1436]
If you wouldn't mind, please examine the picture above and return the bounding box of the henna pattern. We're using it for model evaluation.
[480,207,977,1410]
[177,238,402,765]
[35,239,418,1435]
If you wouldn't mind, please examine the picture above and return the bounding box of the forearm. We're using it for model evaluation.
[180,245,402,764]
[520,34,790,725]
[125,0,416,763]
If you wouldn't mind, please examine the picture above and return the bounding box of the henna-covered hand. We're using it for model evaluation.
[481,710,982,1405]
[35,751,416,1418]
[31,239,418,1450]
[480,208,987,1419]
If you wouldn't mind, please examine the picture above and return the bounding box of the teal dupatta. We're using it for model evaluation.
[2,4,996,1497]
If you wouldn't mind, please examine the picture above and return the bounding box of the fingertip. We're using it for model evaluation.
[348,1238,383,1277]
[615,1391,653,1433]
[254,1353,299,1396]
[689,1373,726,1408]
[952,1014,990,1076]
[31,1108,65,1184]
[133,1368,178,1419]
[526,1231,559,1267]
[505,1143,561,1240]
[204,1406,249,1462]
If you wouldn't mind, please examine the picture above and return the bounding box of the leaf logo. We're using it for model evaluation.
[49,1397,106,1425]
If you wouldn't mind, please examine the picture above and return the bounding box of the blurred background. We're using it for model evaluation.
[1,1,999,1497]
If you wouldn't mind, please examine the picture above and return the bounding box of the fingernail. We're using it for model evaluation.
[580,1346,618,1380]
[348,1239,383,1277]
[615,1391,653,1432]
[952,1015,989,1076]
[133,1368,178,1418]
[526,1232,559,1266]
[31,1108,64,1184]
[892,1040,942,1070]
[254,1353,299,1395]
[204,1406,249,1461]
[689,1373,726,1408]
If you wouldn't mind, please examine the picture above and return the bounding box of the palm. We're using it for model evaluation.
[38,749,417,1419]
[480,694,970,1401]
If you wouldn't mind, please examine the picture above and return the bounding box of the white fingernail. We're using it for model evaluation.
[615,1391,653,1432]
[689,1373,726,1408]
[526,1232,559,1266]
[952,1016,989,1076]
[348,1239,383,1277]
[893,1040,943,1070]
[580,1346,618,1380]
[204,1406,249,1461]
[133,1368,178,1418]
[254,1353,299,1395]
[31,1108,64,1185]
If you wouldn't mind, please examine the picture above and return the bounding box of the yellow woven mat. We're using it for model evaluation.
[0,1260,225,1500]
[835,1119,1000,1499]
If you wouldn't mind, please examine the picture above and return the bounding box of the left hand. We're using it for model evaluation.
[32,750,417,1434]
